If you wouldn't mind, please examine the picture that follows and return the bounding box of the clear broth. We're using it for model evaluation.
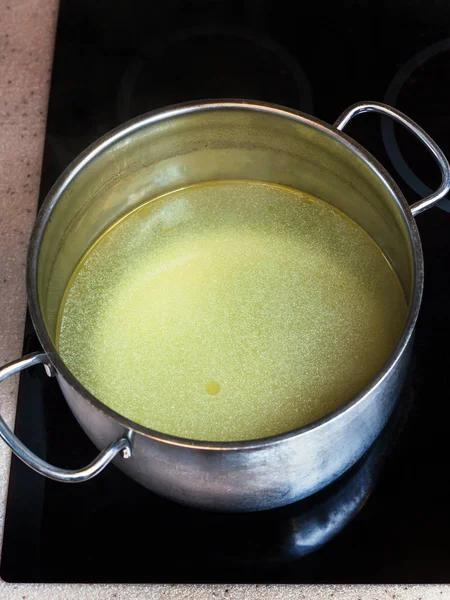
[57,181,407,441]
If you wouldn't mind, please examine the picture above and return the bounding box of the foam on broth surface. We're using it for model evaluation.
[57,181,407,441]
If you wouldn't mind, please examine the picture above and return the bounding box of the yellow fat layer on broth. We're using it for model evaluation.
[57,181,407,441]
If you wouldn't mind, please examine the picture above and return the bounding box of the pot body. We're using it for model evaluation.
[27,101,425,511]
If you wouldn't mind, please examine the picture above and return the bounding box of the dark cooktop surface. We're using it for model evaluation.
[2,0,450,584]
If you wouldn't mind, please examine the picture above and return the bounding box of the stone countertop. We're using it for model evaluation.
[0,1,447,599]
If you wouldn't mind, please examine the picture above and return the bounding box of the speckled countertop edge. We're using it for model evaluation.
[0,1,448,598]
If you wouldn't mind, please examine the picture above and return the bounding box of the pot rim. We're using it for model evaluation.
[27,99,423,451]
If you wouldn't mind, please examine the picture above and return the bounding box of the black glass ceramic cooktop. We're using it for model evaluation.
[2,0,450,584]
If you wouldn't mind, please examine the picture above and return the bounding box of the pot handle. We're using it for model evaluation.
[334,101,450,216]
[0,352,132,483]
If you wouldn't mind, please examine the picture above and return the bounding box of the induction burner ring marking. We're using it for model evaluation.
[117,24,313,123]
[382,38,450,213]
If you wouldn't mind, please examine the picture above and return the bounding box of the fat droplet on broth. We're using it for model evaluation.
[206,381,221,396]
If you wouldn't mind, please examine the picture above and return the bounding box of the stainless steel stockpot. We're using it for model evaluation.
[1,100,448,511]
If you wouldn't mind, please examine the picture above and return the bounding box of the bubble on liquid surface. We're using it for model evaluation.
[206,381,221,396]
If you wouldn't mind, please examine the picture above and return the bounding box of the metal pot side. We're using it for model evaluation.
[0,100,447,511]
